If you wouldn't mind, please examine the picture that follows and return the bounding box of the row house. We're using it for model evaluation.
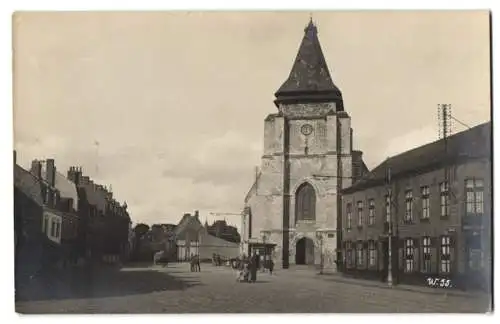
[67,166,131,264]
[340,122,491,291]
[14,155,80,283]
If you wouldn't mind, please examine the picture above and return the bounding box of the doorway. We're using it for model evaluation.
[295,237,314,265]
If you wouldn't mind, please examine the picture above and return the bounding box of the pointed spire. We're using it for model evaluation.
[274,18,343,110]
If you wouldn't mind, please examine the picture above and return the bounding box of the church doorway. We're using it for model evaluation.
[295,237,315,265]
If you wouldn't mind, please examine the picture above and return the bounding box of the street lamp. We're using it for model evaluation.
[315,231,324,275]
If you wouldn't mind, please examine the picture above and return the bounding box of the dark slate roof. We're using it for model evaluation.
[14,164,43,206]
[342,121,491,194]
[274,20,343,109]
[81,184,107,213]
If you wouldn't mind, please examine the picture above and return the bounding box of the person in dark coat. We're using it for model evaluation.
[250,253,258,283]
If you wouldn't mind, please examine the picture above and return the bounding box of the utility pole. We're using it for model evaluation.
[386,164,393,287]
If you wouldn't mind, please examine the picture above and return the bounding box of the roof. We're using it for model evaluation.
[39,164,78,211]
[81,184,107,213]
[174,214,203,237]
[274,20,343,108]
[343,121,491,194]
[14,164,43,206]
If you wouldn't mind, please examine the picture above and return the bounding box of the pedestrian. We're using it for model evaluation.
[249,253,258,283]
[269,259,274,275]
[195,254,201,272]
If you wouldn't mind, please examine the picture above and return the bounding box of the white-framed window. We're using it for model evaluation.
[440,182,449,218]
[421,186,430,219]
[368,240,376,267]
[55,221,61,238]
[385,194,391,222]
[50,219,56,237]
[368,199,375,225]
[346,203,352,230]
[356,242,364,267]
[404,190,413,223]
[422,237,432,273]
[357,201,364,226]
[466,179,484,216]
[404,238,414,273]
[440,236,451,273]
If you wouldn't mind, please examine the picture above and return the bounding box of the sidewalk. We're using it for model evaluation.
[316,272,489,299]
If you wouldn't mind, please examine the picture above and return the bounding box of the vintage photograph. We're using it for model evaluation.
[12,11,492,313]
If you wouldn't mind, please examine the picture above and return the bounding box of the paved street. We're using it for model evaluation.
[16,263,491,314]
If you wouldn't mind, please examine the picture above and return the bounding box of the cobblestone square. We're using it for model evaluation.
[15,263,491,314]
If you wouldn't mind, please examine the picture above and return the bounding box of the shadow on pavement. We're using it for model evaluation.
[15,266,201,303]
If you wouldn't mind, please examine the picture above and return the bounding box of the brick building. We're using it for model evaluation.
[205,220,241,244]
[340,122,491,290]
[242,19,367,271]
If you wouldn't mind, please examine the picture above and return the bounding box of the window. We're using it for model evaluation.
[295,182,317,222]
[385,195,391,222]
[50,219,56,237]
[422,237,432,273]
[368,199,375,225]
[346,203,352,230]
[356,242,364,267]
[440,236,451,273]
[368,241,376,267]
[345,241,353,268]
[421,186,430,219]
[466,179,484,216]
[404,238,414,273]
[357,201,364,226]
[440,182,449,218]
[55,221,61,238]
[404,190,413,223]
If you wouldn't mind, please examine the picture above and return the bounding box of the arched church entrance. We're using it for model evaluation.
[295,237,315,265]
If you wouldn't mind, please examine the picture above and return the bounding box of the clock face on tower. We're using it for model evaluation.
[301,123,313,136]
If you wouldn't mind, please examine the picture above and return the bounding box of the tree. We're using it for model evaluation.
[132,223,150,260]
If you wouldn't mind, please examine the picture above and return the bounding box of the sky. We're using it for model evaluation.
[13,11,491,231]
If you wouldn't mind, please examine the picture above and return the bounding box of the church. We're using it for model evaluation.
[242,19,368,271]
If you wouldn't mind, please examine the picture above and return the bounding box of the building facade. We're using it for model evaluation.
[340,122,491,290]
[243,20,366,271]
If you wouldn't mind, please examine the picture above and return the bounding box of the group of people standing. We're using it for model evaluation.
[234,252,274,283]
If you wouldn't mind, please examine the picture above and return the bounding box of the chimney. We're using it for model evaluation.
[46,159,56,187]
[67,166,82,186]
[30,160,42,179]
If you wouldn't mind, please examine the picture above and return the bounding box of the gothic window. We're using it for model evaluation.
[295,182,316,222]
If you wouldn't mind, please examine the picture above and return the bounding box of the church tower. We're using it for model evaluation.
[244,19,357,272]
